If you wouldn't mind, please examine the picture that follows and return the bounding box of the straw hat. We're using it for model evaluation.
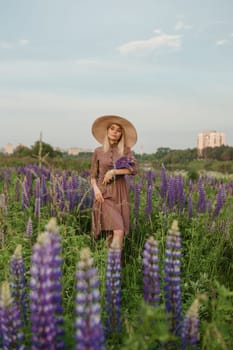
[92,115,137,147]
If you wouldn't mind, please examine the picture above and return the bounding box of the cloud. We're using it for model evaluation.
[216,31,233,46]
[0,39,30,49]
[117,32,182,55]
[216,39,229,46]
[18,39,30,46]
[174,20,192,31]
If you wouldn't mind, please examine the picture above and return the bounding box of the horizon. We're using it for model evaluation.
[1,132,231,156]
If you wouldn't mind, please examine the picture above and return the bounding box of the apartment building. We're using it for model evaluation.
[4,143,14,154]
[197,131,226,156]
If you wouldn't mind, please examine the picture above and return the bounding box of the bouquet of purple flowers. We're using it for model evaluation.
[114,156,135,171]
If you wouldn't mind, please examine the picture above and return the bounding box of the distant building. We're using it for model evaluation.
[67,147,82,156]
[197,131,226,156]
[4,143,14,154]
[67,147,93,155]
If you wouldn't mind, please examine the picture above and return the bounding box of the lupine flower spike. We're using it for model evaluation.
[22,176,29,210]
[105,248,122,334]
[142,236,160,307]
[213,185,226,218]
[34,177,41,218]
[25,217,33,237]
[160,165,168,199]
[10,244,27,323]
[145,171,153,217]
[164,220,182,337]
[197,178,206,213]
[29,218,64,349]
[75,247,105,350]
[0,281,25,350]
[181,298,200,349]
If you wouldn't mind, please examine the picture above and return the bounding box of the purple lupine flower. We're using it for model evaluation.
[145,171,153,216]
[50,174,65,212]
[34,177,41,218]
[167,177,176,210]
[0,281,25,350]
[71,172,79,206]
[126,173,135,192]
[115,156,134,170]
[197,178,206,213]
[22,176,29,210]
[226,180,233,196]
[145,183,153,217]
[181,299,200,349]
[213,185,226,218]
[160,165,168,199]
[25,169,33,197]
[9,245,27,323]
[175,174,186,213]
[142,237,160,306]
[75,247,105,350]
[66,177,74,211]
[62,175,69,210]
[3,168,11,188]
[25,217,33,237]
[105,248,122,334]
[41,175,48,205]
[29,218,64,349]
[80,169,89,179]
[164,220,182,337]
[57,176,65,211]
[188,194,193,219]
[15,178,21,201]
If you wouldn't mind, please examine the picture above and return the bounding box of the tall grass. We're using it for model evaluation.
[0,164,232,349]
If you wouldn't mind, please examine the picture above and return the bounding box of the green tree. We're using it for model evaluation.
[154,147,171,160]
[13,145,31,157]
[31,140,62,159]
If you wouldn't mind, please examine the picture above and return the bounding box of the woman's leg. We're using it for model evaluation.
[110,229,124,250]
[106,230,113,248]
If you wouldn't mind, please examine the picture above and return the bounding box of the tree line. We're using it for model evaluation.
[139,146,233,163]
[1,142,233,173]
[2,142,233,161]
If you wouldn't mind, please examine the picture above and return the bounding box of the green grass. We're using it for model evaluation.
[0,165,233,349]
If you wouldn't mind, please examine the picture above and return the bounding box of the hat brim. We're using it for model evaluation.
[92,115,137,148]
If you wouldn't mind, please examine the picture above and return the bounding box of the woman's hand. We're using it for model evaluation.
[102,169,115,185]
[94,187,104,203]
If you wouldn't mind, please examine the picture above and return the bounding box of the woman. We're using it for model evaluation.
[90,115,138,250]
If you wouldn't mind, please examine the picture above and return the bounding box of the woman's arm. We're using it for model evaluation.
[90,177,104,203]
[90,149,104,202]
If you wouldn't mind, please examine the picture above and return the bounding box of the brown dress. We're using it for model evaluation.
[90,144,138,237]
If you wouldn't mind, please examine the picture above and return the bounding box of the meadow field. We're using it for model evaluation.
[0,162,232,349]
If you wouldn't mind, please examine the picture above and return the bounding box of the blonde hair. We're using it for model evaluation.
[103,125,125,155]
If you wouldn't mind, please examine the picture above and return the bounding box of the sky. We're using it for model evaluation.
[0,0,233,154]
